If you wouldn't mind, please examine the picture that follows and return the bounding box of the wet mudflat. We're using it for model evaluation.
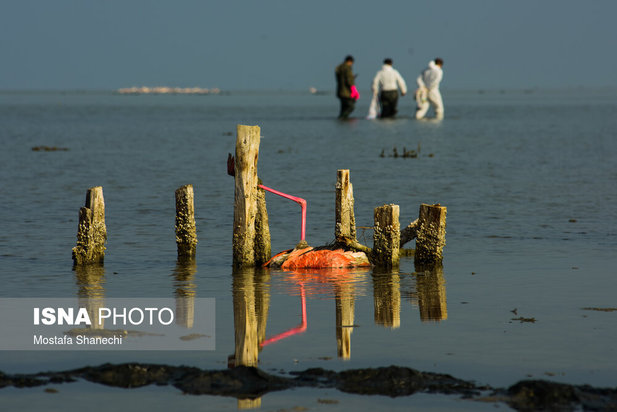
[3,363,617,411]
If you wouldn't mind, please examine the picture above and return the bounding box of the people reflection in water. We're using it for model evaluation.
[74,263,106,329]
[173,256,197,328]
[415,261,448,321]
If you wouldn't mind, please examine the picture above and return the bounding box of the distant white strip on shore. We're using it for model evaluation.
[116,86,221,95]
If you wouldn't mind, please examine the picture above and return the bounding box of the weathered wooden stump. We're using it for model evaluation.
[232,125,271,267]
[72,186,107,265]
[175,184,198,258]
[415,204,447,264]
[372,204,400,269]
[335,169,356,242]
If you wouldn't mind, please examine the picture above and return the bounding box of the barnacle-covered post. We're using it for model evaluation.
[335,169,356,243]
[72,186,107,265]
[175,184,198,258]
[233,124,271,267]
[414,203,447,264]
[372,204,400,269]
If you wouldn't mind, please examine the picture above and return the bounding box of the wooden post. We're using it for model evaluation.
[72,186,107,265]
[372,204,400,269]
[415,203,447,264]
[335,169,356,242]
[175,184,198,258]
[233,125,261,267]
[254,186,271,265]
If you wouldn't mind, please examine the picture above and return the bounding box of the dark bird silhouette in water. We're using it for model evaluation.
[227,153,235,176]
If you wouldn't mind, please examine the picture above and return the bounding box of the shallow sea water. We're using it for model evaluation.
[1,89,616,410]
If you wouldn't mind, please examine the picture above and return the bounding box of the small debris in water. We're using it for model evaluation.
[44,388,58,394]
[511,317,536,323]
[582,307,617,312]
[317,398,339,404]
[179,333,210,341]
[31,146,69,152]
[380,144,423,158]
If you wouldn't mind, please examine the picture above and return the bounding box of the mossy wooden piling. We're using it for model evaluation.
[372,204,400,269]
[233,125,271,267]
[72,186,107,265]
[335,169,356,243]
[414,204,447,264]
[175,184,198,258]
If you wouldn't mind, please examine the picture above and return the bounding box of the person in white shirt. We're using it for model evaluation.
[371,58,407,118]
[415,58,444,120]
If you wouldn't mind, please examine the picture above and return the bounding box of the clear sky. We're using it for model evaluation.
[1,0,616,91]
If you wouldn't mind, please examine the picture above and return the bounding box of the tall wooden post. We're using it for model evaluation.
[415,204,447,264]
[72,186,107,265]
[233,124,260,267]
[175,184,198,258]
[335,169,356,242]
[372,204,400,269]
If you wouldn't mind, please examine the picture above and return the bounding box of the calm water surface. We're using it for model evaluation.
[1,89,616,410]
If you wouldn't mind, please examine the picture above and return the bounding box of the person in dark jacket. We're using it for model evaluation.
[335,55,360,119]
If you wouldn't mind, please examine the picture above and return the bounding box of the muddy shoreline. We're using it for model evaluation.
[1,363,616,410]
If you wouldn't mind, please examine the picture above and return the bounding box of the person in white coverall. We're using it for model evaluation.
[415,58,444,119]
[371,58,407,118]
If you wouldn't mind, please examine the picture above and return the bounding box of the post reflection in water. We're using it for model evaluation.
[230,268,271,409]
[372,269,401,329]
[74,263,106,329]
[173,256,197,328]
[230,268,271,368]
[415,261,448,322]
[335,279,355,360]
[277,268,368,361]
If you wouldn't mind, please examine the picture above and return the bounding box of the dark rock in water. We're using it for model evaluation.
[335,366,482,397]
[505,380,617,411]
[174,366,290,397]
[76,363,177,388]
